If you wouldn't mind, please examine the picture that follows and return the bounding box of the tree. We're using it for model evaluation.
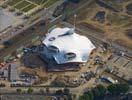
[0,83,5,87]
[92,88,101,98]
[16,88,22,94]
[79,94,90,100]
[72,94,77,100]
[27,88,33,94]
[118,84,129,93]
[82,85,105,100]
[85,91,94,100]
[55,89,63,95]
[96,85,106,97]
[46,87,50,94]
[108,84,129,95]
[63,88,70,95]
[39,89,44,94]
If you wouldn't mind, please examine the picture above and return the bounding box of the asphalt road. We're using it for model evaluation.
[0,85,88,99]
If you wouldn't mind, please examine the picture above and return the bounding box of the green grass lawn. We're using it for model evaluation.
[8,0,22,6]
[14,0,31,10]
[22,4,36,12]
[7,0,59,14]
[28,0,47,5]
[45,0,59,7]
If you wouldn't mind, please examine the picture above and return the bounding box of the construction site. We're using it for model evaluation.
[0,0,132,100]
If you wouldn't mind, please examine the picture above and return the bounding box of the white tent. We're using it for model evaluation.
[42,27,96,64]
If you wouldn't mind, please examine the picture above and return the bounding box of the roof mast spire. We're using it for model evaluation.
[73,14,77,30]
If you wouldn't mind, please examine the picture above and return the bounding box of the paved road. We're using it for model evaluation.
[0,85,89,99]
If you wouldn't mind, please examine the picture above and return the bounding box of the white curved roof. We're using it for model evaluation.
[43,27,96,64]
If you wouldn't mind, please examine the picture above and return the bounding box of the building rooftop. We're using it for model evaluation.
[42,27,96,64]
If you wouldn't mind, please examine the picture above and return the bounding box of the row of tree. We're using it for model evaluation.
[16,88,34,94]
[16,87,71,95]
[16,88,73,99]
[79,84,130,100]
[55,88,70,95]
[16,87,52,94]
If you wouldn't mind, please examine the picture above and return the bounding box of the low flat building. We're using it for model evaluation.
[8,63,19,81]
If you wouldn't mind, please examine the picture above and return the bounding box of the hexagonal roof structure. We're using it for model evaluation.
[43,27,96,64]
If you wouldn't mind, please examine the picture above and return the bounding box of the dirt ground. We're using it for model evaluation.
[20,46,112,87]
[68,0,132,50]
